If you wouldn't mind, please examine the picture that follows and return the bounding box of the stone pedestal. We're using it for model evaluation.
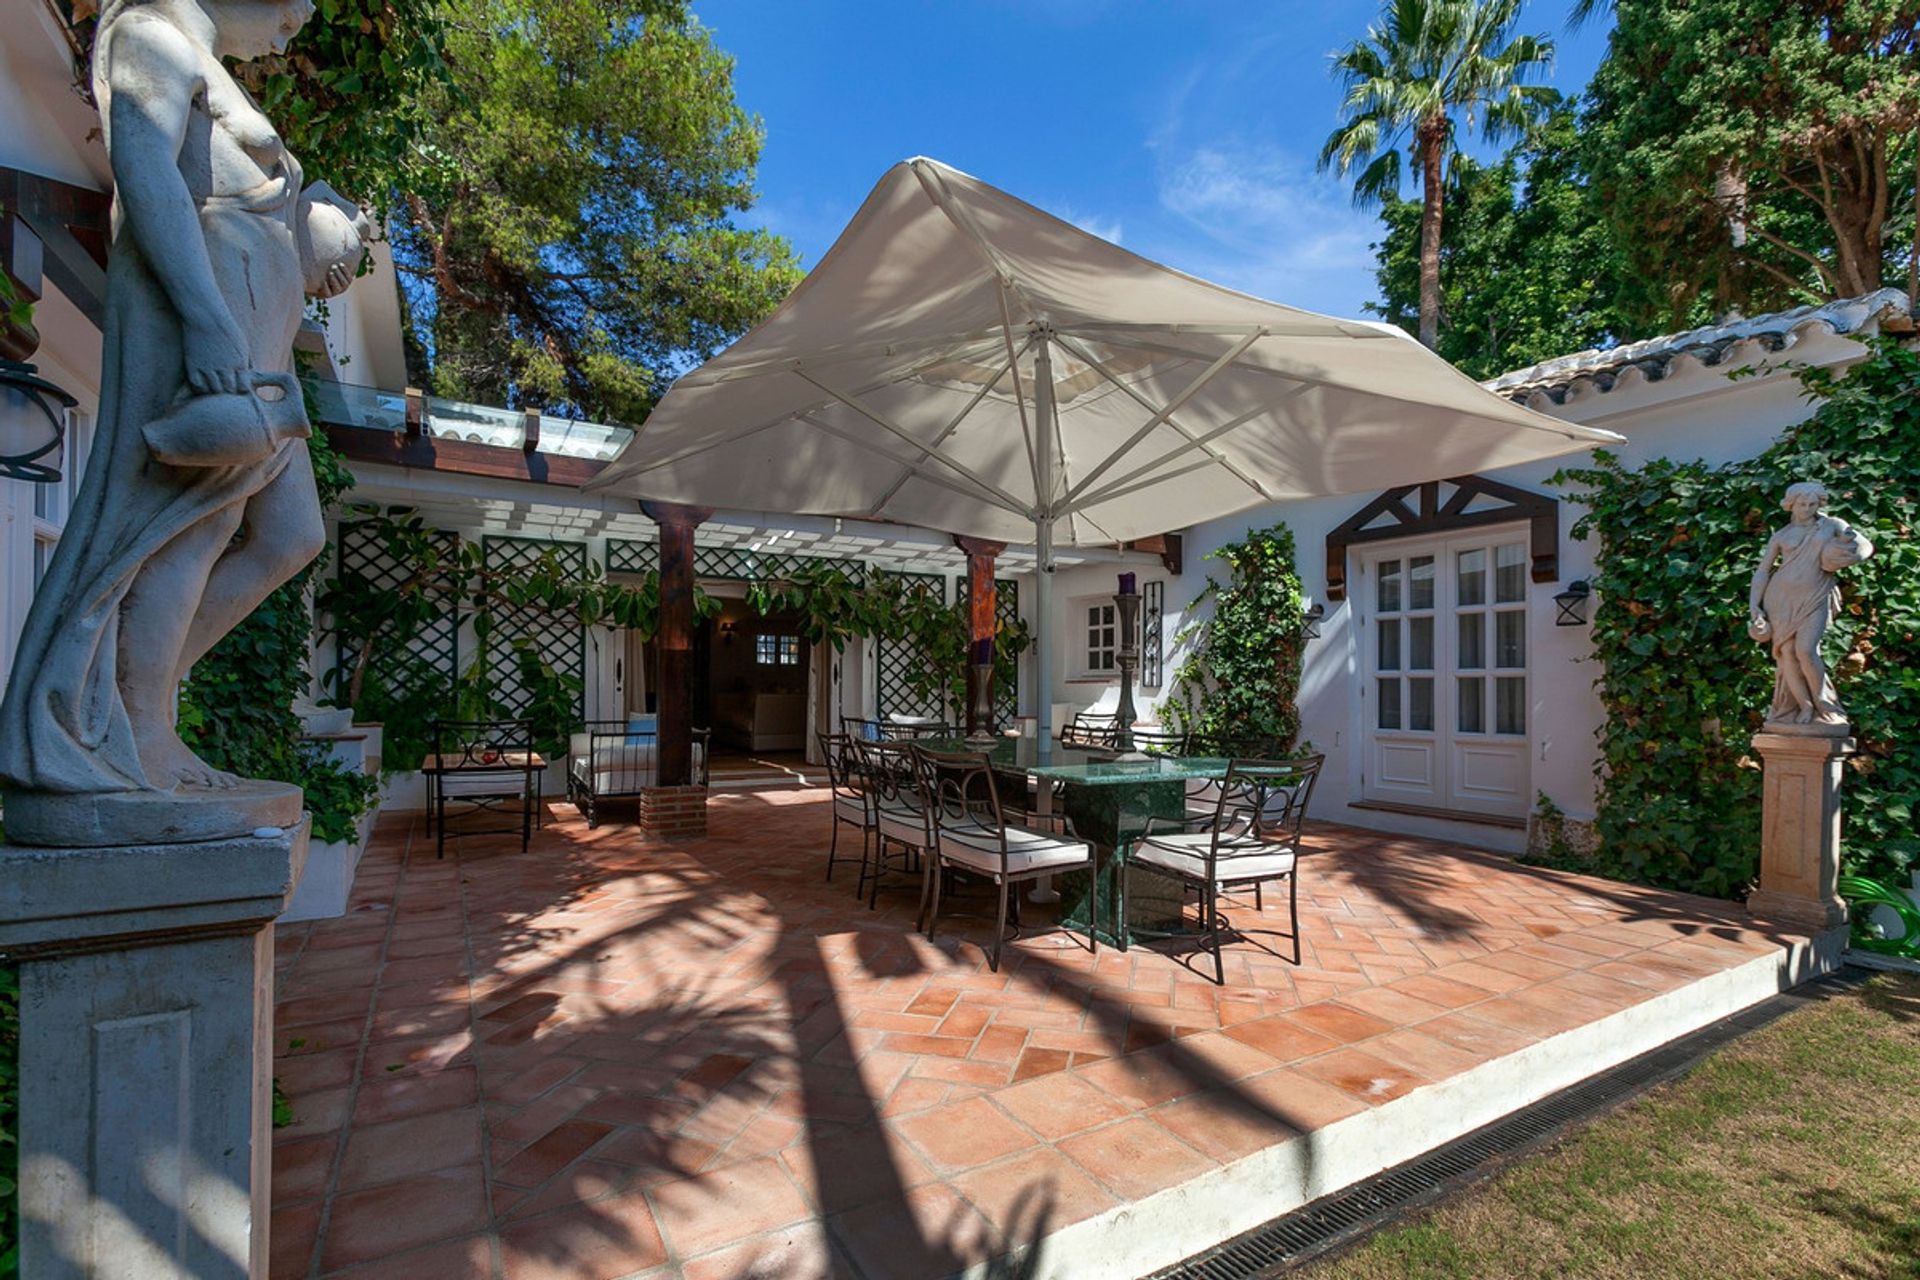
[0,822,310,1279]
[1747,730,1852,930]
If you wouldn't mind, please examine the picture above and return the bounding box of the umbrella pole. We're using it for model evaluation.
[1032,332,1056,764]
[1030,332,1062,906]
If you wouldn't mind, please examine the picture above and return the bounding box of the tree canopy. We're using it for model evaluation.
[1321,0,1556,347]
[1369,101,1637,379]
[390,0,801,424]
[1583,0,1919,326]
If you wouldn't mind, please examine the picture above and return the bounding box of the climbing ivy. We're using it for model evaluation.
[321,514,1035,765]
[1163,523,1307,751]
[747,564,1030,721]
[1552,336,1920,897]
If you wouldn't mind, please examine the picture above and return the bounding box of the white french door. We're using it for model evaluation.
[1361,530,1531,818]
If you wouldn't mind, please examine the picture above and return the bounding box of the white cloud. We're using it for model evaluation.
[1148,143,1382,315]
[1054,205,1125,246]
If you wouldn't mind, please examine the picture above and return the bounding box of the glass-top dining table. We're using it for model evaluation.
[919,737,1232,946]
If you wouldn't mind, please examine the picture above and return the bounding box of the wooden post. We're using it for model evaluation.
[956,536,1007,736]
[641,501,713,786]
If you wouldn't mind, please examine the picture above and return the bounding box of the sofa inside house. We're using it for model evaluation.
[711,691,807,752]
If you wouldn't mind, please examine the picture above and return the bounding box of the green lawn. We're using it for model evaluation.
[1304,973,1920,1280]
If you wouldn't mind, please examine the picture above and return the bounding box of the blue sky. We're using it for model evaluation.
[708,0,1610,320]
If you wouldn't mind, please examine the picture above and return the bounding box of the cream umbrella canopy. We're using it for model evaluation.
[587,157,1623,732]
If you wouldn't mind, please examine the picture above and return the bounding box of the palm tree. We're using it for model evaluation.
[1320,0,1555,348]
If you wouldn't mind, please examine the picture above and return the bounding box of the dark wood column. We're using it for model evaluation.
[955,536,1007,734]
[641,501,714,785]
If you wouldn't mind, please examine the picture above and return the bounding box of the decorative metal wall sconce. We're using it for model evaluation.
[1553,580,1592,626]
[0,357,72,483]
[1301,601,1325,640]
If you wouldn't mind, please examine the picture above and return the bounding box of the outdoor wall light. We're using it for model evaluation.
[719,620,736,643]
[1301,602,1325,640]
[1554,580,1592,626]
[0,357,73,483]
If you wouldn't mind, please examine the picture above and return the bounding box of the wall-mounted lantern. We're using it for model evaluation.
[1301,601,1325,640]
[1553,580,1592,627]
[0,357,73,483]
[719,620,736,644]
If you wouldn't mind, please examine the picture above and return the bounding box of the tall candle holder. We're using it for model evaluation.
[1114,573,1140,752]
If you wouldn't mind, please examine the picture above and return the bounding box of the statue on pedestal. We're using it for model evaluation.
[1747,481,1874,733]
[0,0,370,844]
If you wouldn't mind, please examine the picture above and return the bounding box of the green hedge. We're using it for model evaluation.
[1551,337,1920,897]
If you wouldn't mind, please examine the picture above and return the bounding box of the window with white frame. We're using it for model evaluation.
[1081,599,1117,675]
[755,633,801,666]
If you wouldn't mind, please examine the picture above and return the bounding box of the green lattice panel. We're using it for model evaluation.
[331,521,459,707]
[995,577,1019,725]
[482,535,588,720]
[606,538,658,574]
[693,544,867,585]
[875,572,949,721]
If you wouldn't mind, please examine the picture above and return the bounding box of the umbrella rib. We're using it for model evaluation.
[911,160,1036,312]
[608,349,1005,480]
[1066,457,1221,515]
[672,327,1009,388]
[997,281,1041,501]
[1061,329,1264,505]
[791,369,1032,516]
[797,411,1028,517]
[1083,330,1614,445]
[867,338,1031,516]
[1061,396,1290,515]
[1052,333,1276,503]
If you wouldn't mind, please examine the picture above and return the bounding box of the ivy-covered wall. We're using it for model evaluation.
[1552,338,1920,898]
[1164,522,1307,751]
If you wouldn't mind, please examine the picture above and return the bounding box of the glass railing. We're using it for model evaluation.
[305,377,634,463]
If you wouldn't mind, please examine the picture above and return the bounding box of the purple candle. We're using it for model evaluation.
[1117,571,1137,595]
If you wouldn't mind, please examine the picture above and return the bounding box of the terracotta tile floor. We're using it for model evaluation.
[271,787,1801,1279]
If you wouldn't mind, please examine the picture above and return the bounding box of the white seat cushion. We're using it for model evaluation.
[834,796,870,825]
[938,823,1092,876]
[876,803,930,846]
[440,774,528,799]
[1133,831,1296,884]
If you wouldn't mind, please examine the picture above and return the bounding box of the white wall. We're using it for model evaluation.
[1037,324,1881,853]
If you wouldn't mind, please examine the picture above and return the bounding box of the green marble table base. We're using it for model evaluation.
[1053,778,1197,948]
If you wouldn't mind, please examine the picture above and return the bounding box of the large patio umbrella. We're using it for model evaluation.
[587,157,1623,728]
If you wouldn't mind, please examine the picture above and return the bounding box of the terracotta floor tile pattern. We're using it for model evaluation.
[272,789,1803,1278]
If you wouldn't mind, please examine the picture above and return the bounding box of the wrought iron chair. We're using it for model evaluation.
[911,745,1098,972]
[430,719,537,858]
[1181,733,1278,817]
[1125,755,1323,984]
[878,718,953,742]
[1059,711,1119,748]
[841,715,885,742]
[847,737,931,910]
[1129,726,1190,756]
[818,731,873,883]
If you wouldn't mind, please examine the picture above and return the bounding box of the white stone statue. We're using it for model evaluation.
[0,0,371,845]
[1747,481,1874,732]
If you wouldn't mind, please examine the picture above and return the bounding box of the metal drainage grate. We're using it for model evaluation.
[1153,968,1869,1280]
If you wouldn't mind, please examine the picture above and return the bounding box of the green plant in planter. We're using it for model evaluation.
[1164,523,1307,751]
